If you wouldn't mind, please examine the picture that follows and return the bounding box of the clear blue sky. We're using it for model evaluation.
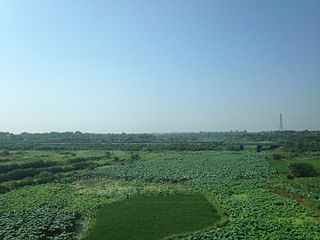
[0,0,319,133]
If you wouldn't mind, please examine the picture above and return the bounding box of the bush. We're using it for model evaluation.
[105,151,111,158]
[0,185,9,194]
[46,166,73,173]
[6,168,40,181]
[36,171,56,184]
[130,153,141,161]
[287,173,295,179]
[68,157,87,164]
[2,150,10,156]
[72,161,96,170]
[272,153,286,160]
[288,162,317,178]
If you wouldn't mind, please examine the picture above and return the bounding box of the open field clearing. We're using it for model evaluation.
[83,194,220,240]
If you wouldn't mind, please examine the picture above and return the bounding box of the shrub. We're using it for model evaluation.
[105,151,111,158]
[272,153,285,160]
[68,157,87,164]
[72,162,96,170]
[6,168,40,181]
[46,166,73,173]
[36,171,56,184]
[288,162,317,178]
[287,173,295,179]
[0,185,9,194]
[130,153,141,161]
[2,150,10,156]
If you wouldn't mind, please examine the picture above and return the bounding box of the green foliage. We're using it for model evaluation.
[96,152,320,239]
[272,152,287,160]
[265,176,320,212]
[1,131,320,152]
[96,152,276,184]
[0,160,58,174]
[104,151,111,158]
[0,185,9,194]
[0,150,128,189]
[36,171,56,184]
[0,179,196,240]
[0,168,40,182]
[268,160,289,174]
[71,161,96,170]
[1,150,10,156]
[287,173,295,179]
[1,150,320,239]
[0,184,81,240]
[129,153,141,161]
[0,181,134,240]
[289,162,317,178]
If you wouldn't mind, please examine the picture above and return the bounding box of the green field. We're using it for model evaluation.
[0,145,320,239]
[84,194,220,240]
[268,159,289,174]
[268,155,320,175]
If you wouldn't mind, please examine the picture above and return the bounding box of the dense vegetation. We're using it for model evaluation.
[0,131,319,239]
[96,152,320,239]
[1,131,319,152]
[288,162,317,178]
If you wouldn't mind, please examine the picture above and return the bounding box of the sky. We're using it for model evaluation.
[0,0,319,133]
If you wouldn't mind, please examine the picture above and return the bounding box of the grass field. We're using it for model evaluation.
[268,154,320,175]
[268,159,289,174]
[83,194,220,240]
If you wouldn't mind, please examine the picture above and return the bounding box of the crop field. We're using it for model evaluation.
[268,159,289,174]
[83,194,220,240]
[0,147,320,239]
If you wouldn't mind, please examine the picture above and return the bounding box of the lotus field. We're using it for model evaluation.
[0,151,319,239]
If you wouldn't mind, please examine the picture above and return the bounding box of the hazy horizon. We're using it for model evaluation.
[1,0,319,133]
[2,127,319,136]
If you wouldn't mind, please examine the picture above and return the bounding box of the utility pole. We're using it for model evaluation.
[279,113,284,132]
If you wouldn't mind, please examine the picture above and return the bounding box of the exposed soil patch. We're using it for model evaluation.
[270,188,313,210]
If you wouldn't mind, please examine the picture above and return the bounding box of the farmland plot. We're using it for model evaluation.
[0,151,320,239]
[97,151,320,239]
[83,194,221,240]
